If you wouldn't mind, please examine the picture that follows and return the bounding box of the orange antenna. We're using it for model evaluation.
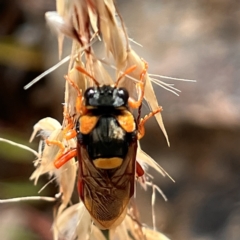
[75,66,99,86]
[115,65,137,87]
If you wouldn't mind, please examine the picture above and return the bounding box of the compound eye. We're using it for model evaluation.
[84,87,95,99]
[117,88,129,103]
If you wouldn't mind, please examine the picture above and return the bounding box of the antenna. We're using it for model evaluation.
[115,65,137,87]
[75,66,100,86]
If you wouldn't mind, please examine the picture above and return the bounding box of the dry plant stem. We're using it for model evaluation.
[0,138,39,157]
[24,55,70,90]
[145,181,168,231]
[38,176,58,193]
[23,39,97,90]
[149,73,196,82]
[0,196,57,203]
[114,3,130,51]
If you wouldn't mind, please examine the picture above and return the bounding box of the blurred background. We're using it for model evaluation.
[0,0,240,239]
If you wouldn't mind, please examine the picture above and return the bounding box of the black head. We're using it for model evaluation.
[84,85,129,108]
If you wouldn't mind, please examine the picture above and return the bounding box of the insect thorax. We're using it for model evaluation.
[77,108,137,167]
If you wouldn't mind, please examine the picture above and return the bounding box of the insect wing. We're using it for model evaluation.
[77,141,137,229]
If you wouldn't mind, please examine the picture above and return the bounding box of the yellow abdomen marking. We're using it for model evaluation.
[93,157,123,169]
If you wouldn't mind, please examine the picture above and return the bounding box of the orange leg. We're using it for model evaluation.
[46,139,65,166]
[46,69,89,169]
[128,60,148,109]
[63,107,74,129]
[46,112,77,168]
[65,129,77,140]
[137,106,162,140]
[64,74,87,115]
[63,107,77,140]
[54,148,77,169]
[46,139,65,154]
[46,133,77,168]
[46,139,77,169]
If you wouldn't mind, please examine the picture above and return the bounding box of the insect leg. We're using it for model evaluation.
[53,148,77,169]
[46,139,64,153]
[46,126,77,168]
[137,106,163,139]
[46,137,77,168]
[64,74,87,115]
[128,60,148,109]
[63,107,77,140]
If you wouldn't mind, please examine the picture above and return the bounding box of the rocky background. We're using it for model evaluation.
[0,0,240,239]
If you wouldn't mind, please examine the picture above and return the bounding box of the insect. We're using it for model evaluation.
[46,61,162,229]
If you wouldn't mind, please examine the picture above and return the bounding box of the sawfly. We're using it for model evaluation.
[46,61,162,229]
